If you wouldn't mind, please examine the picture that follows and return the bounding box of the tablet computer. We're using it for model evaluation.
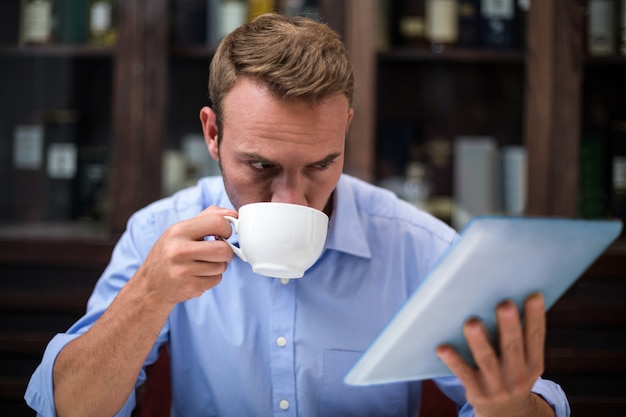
[344,216,622,385]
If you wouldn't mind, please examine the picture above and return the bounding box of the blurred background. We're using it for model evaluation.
[0,0,625,415]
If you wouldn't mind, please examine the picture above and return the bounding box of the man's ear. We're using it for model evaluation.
[200,106,219,161]
[346,107,354,134]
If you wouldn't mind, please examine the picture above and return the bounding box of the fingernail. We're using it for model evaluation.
[436,345,451,357]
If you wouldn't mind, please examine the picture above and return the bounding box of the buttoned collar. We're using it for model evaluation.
[324,175,372,259]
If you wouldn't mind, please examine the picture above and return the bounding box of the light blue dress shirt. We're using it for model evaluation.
[25,174,570,417]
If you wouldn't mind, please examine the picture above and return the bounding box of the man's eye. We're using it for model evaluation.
[312,162,330,170]
[250,161,275,170]
[309,160,335,170]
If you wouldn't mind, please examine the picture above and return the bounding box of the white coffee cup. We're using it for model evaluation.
[223,202,329,279]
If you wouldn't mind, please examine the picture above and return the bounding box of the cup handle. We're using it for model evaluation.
[221,215,247,262]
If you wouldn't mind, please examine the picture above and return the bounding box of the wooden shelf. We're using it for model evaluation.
[0,227,115,268]
[546,348,626,374]
[0,222,111,241]
[0,377,27,401]
[0,44,115,58]
[585,55,626,66]
[378,47,525,63]
[0,332,54,356]
[0,291,92,315]
[170,45,215,59]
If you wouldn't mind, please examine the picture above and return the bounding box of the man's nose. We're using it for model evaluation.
[270,176,308,206]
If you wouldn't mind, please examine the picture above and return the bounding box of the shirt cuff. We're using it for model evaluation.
[24,333,139,417]
[531,377,571,417]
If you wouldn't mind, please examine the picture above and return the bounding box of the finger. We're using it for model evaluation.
[192,239,235,263]
[199,205,238,219]
[190,242,233,278]
[172,240,233,277]
[157,238,232,279]
[496,299,527,386]
[436,344,480,395]
[463,317,503,390]
[172,206,237,241]
[523,292,546,377]
[189,260,229,278]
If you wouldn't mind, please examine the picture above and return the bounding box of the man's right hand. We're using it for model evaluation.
[137,205,238,306]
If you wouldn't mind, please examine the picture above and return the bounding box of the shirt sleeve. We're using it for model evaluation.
[434,375,571,417]
[23,214,165,417]
[24,333,140,417]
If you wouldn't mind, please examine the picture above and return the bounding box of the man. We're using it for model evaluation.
[26,13,570,417]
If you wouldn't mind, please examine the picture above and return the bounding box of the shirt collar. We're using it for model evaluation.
[325,175,372,259]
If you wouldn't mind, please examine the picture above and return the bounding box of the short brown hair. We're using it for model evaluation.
[208,13,354,134]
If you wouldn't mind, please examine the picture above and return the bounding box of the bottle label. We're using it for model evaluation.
[588,0,615,55]
[23,1,52,43]
[47,143,78,179]
[219,2,247,38]
[614,157,626,190]
[426,0,459,43]
[481,0,514,19]
[13,125,44,170]
[91,2,112,33]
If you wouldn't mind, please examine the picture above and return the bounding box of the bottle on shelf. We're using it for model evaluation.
[611,121,626,234]
[208,0,248,48]
[76,144,109,222]
[376,0,392,51]
[579,131,609,219]
[479,0,517,49]
[515,0,530,50]
[619,0,626,56]
[425,0,459,52]
[399,16,427,49]
[278,0,320,19]
[501,145,527,216]
[248,0,275,21]
[457,0,480,47]
[452,136,500,230]
[392,0,426,49]
[88,0,116,46]
[11,113,46,222]
[55,0,88,45]
[219,0,248,39]
[44,109,79,221]
[587,0,615,56]
[19,0,53,46]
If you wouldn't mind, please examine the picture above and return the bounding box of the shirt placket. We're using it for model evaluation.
[270,277,297,416]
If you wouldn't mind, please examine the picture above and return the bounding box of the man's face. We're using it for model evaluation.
[201,77,353,214]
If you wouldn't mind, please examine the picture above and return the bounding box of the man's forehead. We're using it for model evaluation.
[222,77,350,112]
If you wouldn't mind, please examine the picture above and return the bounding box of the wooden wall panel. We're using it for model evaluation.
[525,0,583,217]
[109,0,169,234]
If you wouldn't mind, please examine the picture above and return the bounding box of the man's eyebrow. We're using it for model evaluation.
[240,151,270,162]
[310,152,342,166]
[239,151,342,166]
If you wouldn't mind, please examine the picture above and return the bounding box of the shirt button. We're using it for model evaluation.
[280,278,290,285]
[276,336,287,347]
[279,399,290,410]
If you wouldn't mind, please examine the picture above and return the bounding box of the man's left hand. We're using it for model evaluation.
[436,292,555,417]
